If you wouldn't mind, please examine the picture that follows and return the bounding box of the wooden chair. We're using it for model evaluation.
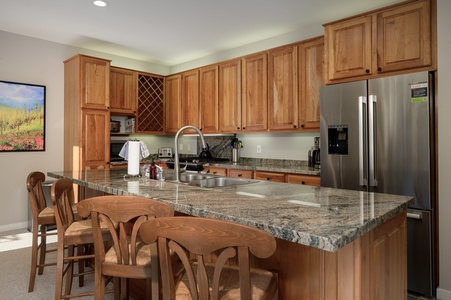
[77,195,175,300]
[50,178,111,300]
[140,216,278,300]
[27,171,57,292]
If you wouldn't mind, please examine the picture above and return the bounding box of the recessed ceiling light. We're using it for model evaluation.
[93,0,108,7]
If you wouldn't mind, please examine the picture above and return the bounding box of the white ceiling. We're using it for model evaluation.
[0,0,403,67]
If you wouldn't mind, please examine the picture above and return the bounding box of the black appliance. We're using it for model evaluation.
[110,140,127,161]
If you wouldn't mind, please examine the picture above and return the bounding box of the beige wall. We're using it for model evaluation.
[437,0,451,298]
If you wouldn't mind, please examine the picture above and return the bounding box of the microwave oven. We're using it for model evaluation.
[110,140,127,161]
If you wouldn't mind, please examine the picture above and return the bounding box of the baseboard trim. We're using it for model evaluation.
[437,287,451,300]
[0,222,28,233]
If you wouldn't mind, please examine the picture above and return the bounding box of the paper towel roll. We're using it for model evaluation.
[127,141,140,175]
[127,180,140,194]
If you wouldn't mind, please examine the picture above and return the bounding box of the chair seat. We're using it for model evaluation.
[64,219,110,243]
[37,206,56,224]
[176,263,278,300]
[104,240,151,266]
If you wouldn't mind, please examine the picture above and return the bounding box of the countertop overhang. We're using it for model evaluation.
[48,168,412,252]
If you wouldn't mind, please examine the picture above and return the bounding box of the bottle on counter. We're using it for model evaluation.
[149,159,157,180]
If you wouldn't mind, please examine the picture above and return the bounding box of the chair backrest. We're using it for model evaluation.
[27,171,48,217]
[77,195,175,269]
[139,217,277,300]
[50,178,76,233]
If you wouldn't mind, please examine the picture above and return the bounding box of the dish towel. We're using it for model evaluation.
[119,141,150,160]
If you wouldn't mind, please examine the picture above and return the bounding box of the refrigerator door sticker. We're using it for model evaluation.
[411,82,428,103]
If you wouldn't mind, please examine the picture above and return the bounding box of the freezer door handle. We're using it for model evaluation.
[359,96,367,186]
[407,211,423,220]
[369,95,378,187]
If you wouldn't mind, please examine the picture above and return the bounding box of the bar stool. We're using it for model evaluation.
[77,195,174,300]
[140,217,279,300]
[50,178,111,300]
[27,171,57,292]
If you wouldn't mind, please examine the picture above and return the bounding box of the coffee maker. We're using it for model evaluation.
[308,137,320,169]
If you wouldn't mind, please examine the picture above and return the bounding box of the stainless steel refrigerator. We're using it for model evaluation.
[320,71,436,298]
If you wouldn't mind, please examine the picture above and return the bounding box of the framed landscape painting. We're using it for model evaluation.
[0,80,46,152]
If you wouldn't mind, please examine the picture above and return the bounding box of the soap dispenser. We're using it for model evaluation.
[149,159,157,180]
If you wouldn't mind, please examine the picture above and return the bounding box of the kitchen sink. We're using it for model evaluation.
[166,172,256,188]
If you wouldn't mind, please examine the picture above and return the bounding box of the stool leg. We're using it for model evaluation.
[38,226,47,275]
[54,241,65,300]
[28,223,39,292]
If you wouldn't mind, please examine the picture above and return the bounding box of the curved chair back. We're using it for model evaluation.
[140,217,278,300]
[77,195,175,299]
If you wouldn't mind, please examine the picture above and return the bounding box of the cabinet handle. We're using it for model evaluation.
[213,171,217,174]
[266,177,271,181]
[365,69,370,74]
[237,127,240,130]
[301,181,306,185]
[238,174,242,177]
[377,67,382,72]
[243,127,246,129]
[294,125,297,128]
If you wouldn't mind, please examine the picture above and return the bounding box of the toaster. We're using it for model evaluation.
[158,147,173,159]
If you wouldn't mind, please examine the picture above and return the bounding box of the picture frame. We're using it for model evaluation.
[0,80,46,152]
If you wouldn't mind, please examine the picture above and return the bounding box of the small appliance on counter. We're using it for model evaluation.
[308,137,320,169]
[158,147,173,159]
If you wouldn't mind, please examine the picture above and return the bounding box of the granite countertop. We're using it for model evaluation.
[47,168,412,252]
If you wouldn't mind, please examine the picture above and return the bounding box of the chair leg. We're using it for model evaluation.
[38,226,47,275]
[54,242,65,300]
[94,267,106,300]
[64,246,75,297]
[113,277,120,300]
[77,245,85,287]
[120,278,128,300]
[28,223,39,292]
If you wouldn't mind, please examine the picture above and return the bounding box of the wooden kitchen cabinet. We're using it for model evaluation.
[255,171,286,183]
[199,65,219,133]
[204,166,228,176]
[136,72,165,133]
[219,59,241,133]
[228,169,254,179]
[299,37,324,130]
[75,55,110,110]
[81,109,110,169]
[324,0,433,83]
[286,174,320,187]
[109,67,137,114]
[165,74,182,134]
[181,69,200,133]
[64,54,111,172]
[268,45,299,131]
[241,52,268,132]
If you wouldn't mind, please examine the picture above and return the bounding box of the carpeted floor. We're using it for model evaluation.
[0,228,114,299]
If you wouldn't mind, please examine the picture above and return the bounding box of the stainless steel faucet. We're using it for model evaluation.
[174,125,207,182]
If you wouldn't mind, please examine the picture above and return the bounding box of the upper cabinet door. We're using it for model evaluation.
[109,67,137,114]
[165,74,182,134]
[219,59,241,133]
[299,37,324,130]
[376,0,431,73]
[242,52,268,132]
[200,65,219,133]
[181,69,200,133]
[324,15,373,82]
[268,45,299,131]
[80,56,110,110]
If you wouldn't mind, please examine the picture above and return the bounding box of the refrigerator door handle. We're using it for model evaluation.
[369,95,378,187]
[359,96,367,186]
[407,211,423,220]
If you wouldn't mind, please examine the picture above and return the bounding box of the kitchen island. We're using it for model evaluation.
[48,168,413,299]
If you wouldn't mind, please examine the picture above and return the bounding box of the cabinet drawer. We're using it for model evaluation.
[286,174,320,187]
[228,169,254,179]
[204,166,227,176]
[255,171,286,183]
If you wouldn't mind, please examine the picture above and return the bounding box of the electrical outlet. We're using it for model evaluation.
[257,145,262,154]
[179,143,183,151]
